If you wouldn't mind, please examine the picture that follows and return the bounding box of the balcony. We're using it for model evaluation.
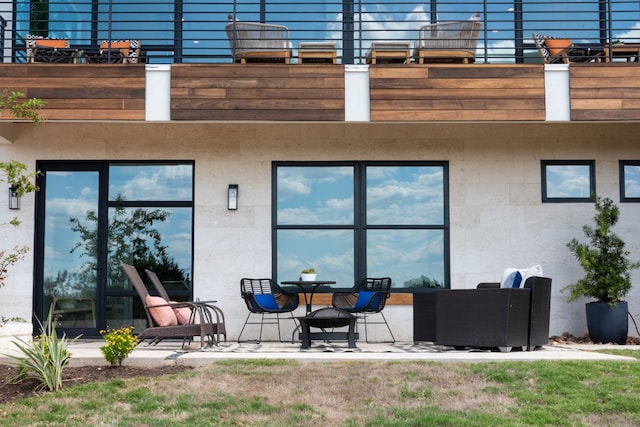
[0,1,638,124]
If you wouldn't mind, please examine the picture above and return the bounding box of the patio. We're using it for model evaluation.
[44,340,639,367]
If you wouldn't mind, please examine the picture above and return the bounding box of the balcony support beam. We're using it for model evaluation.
[345,65,370,122]
[544,64,571,121]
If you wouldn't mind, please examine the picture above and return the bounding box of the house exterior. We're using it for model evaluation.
[1,0,639,343]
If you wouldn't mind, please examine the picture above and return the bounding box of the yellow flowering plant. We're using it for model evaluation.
[100,326,139,366]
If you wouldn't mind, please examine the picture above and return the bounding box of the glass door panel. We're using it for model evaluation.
[42,170,100,332]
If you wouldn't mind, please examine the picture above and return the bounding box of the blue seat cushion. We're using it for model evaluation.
[353,291,382,310]
[254,293,279,310]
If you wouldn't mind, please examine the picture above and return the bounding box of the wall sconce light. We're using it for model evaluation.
[9,184,20,210]
[227,184,238,210]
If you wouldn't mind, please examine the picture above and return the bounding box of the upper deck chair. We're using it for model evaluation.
[26,34,78,63]
[121,263,217,349]
[84,39,142,63]
[533,33,603,64]
[145,269,226,343]
[414,18,482,64]
[239,278,299,343]
[225,17,292,64]
[332,277,395,343]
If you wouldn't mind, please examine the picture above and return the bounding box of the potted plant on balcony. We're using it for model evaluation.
[300,268,317,282]
[563,195,640,344]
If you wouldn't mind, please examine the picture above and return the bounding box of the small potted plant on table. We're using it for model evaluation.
[300,268,317,282]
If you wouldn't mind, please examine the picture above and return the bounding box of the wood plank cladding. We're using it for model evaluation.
[0,64,145,120]
[369,64,545,121]
[312,293,413,306]
[171,64,345,121]
[571,64,640,121]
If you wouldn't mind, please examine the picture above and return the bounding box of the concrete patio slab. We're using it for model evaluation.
[20,340,634,368]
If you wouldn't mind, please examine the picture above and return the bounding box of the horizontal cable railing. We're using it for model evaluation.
[1,0,638,64]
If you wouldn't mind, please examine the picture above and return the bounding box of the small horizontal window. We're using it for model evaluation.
[541,160,595,203]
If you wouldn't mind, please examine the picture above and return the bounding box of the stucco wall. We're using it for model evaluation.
[1,121,639,341]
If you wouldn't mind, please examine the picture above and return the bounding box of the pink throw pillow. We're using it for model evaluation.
[145,295,177,326]
[170,301,193,325]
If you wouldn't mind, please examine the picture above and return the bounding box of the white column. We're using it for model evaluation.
[544,63,571,121]
[344,65,370,122]
[145,64,172,121]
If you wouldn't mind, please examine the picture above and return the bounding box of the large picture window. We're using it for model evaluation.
[273,162,449,291]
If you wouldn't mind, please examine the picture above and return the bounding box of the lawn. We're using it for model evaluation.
[1,350,639,426]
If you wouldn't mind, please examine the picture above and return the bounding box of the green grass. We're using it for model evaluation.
[2,352,640,426]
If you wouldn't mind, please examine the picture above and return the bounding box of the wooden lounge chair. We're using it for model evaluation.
[121,263,218,349]
[413,19,482,64]
[366,41,411,64]
[26,34,79,63]
[225,17,292,64]
[533,33,603,64]
[145,269,226,343]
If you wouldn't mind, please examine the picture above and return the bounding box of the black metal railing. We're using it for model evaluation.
[2,0,638,64]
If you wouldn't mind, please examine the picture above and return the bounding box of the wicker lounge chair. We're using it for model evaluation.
[332,277,395,343]
[145,269,226,343]
[121,263,218,349]
[413,19,482,64]
[225,18,292,64]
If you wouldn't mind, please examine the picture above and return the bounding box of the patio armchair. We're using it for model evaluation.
[331,277,395,343]
[26,34,79,63]
[145,269,226,343]
[434,276,552,352]
[225,17,292,64]
[121,263,218,349]
[533,33,603,64]
[414,19,482,64]
[239,277,300,343]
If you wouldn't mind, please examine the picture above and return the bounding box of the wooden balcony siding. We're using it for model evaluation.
[369,64,546,121]
[0,64,145,120]
[570,64,640,121]
[170,64,345,121]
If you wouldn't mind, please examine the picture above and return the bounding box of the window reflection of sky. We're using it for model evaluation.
[277,229,354,285]
[367,166,444,225]
[367,230,444,287]
[624,165,640,198]
[545,165,591,198]
[43,166,193,285]
[277,166,354,225]
[276,164,446,287]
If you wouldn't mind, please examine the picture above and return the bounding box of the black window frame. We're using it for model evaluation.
[271,160,450,292]
[619,160,640,203]
[541,160,596,203]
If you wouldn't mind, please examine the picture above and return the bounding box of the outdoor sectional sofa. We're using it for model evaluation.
[413,276,552,352]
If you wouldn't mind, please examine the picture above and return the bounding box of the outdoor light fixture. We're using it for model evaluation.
[8,184,19,210]
[228,184,238,210]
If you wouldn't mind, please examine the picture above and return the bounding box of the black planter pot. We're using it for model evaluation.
[585,301,628,345]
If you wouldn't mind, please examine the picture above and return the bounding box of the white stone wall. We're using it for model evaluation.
[1,121,639,341]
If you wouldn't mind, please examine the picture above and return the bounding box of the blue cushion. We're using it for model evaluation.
[512,271,523,288]
[254,294,279,310]
[353,291,382,310]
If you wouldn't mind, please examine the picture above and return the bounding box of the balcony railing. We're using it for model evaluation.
[1,0,638,64]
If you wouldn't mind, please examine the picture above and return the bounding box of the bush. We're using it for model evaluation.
[8,306,78,391]
[100,326,138,366]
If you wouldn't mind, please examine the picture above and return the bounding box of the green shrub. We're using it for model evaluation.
[8,305,79,391]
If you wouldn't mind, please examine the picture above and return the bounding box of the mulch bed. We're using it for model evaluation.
[0,364,193,406]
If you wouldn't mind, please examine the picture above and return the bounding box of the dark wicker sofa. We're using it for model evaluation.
[427,276,552,352]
